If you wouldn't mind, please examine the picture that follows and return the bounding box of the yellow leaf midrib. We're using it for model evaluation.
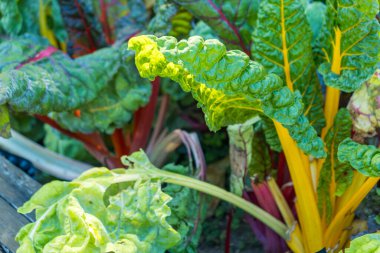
[280,0,293,91]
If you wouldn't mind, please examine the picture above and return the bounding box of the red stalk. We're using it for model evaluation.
[35,115,122,168]
[276,152,286,186]
[225,210,234,253]
[130,77,160,153]
[111,128,128,157]
[99,0,114,45]
[250,182,288,253]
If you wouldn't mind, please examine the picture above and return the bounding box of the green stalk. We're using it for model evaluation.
[114,168,288,240]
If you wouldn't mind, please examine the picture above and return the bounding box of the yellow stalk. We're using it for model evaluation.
[335,172,367,214]
[267,178,305,253]
[321,27,343,140]
[309,156,318,192]
[39,0,58,47]
[324,177,379,247]
[274,122,323,253]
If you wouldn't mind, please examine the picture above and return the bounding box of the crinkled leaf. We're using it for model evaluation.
[50,53,151,134]
[340,233,380,253]
[16,167,181,253]
[0,37,120,115]
[347,69,380,138]
[128,35,326,158]
[0,35,49,71]
[173,0,260,51]
[252,0,325,134]
[318,0,380,92]
[317,109,352,221]
[43,125,97,164]
[338,138,380,177]
[162,164,205,253]
[261,115,282,152]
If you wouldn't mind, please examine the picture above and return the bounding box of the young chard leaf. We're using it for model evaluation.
[128,35,326,158]
[318,0,380,92]
[16,168,181,253]
[317,109,352,220]
[341,233,380,253]
[252,0,325,133]
[338,138,380,177]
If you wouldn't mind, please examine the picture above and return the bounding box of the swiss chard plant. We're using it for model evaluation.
[1,0,380,252]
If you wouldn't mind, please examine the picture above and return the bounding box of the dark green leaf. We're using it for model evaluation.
[317,109,352,220]
[338,138,380,177]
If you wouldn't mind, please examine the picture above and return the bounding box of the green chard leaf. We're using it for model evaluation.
[261,115,282,152]
[50,52,151,134]
[58,0,107,57]
[0,35,49,71]
[338,138,380,177]
[43,125,97,164]
[16,168,181,253]
[252,0,325,134]
[10,112,45,142]
[0,0,67,43]
[128,35,326,158]
[172,0,260,52]
[317,109,353,220]
[148,0,179,37]
[161,164,206,253]
[148,0,193,39]
[0,39,120,114]
[0,104,11,138]
[189,21,219,40]
[317,0,380,92]
[305,1,328,65]
[249,125,273,183]
[0,0,23,35]
[340,233,380,253]
[114,0,147,43]
[0,36,151,134]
